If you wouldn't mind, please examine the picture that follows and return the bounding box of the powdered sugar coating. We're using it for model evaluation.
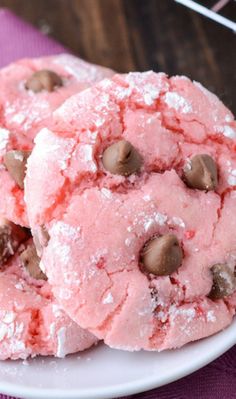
[0,54,114,226]
[25,72,236,351]
[0,241,96,360]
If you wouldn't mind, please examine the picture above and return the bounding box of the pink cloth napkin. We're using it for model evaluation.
[0,8,235,399]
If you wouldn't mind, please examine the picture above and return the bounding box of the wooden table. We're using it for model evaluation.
[0,0,235,111]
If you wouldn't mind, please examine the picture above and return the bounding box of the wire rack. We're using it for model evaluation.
[175,0,236,32]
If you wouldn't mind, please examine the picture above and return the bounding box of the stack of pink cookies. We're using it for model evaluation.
[0,54,113,359]
[0,54,236,360]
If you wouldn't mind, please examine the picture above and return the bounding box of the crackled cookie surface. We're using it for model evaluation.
[25,72,236,351]
[0,54,113,226]
[0,230,96,360]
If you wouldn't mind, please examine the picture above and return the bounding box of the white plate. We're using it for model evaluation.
[0,319,235,399]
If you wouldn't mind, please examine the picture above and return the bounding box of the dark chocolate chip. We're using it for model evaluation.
[33,226,50,257]
[141,234,183,276]
[20,244,47,280]
[25,70,63,93]
[208,263,236,299]
[0,220,29,267]
[3,150,31,189]
[102,140,142,176]
[183,154,218,191]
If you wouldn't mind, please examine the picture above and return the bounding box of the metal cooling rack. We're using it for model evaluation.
[175,0,236,32]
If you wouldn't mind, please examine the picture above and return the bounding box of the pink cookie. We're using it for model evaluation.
[25,72,236,351]
[0,238,96,360]
[0,54,114,226]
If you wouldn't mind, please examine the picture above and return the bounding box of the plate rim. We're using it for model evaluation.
[0,324,236,399]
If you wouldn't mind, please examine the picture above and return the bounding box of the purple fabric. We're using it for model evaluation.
[0,8,235,399]
[0,8,68,67]
[121,345,236,399]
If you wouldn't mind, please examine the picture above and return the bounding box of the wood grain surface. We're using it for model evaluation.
[0,0,235,111]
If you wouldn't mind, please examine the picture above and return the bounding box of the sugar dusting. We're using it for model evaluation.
[227,168,236,186]
[11,113,26,124]
[207,310,216,322]
[54,54,109,82]
[123,71,163,105]
[3,311,16,324]
[0,128,10,156]
[143,84,160,106]
[215,125,236,139]
[102,292,114,304]
[56,327,66,358]
[171,216,185,228]
[164,92,192,113]
[101,188,113,199]
[132,208,185,233]
[78,144,97,172]
[0,309,27,357]
[51,221,80,239]
[222,125,236,139]
[169,305,196,322]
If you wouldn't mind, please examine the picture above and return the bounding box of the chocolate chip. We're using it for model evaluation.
[3,150,31,189]
[20,244,47,280]
[208,264,236,299]
[141,234,183,276]
[25,70,63,93]
[0,220,29,267]
[102,140,142,176]
[183,154,218,191]
[33,226,50,257]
